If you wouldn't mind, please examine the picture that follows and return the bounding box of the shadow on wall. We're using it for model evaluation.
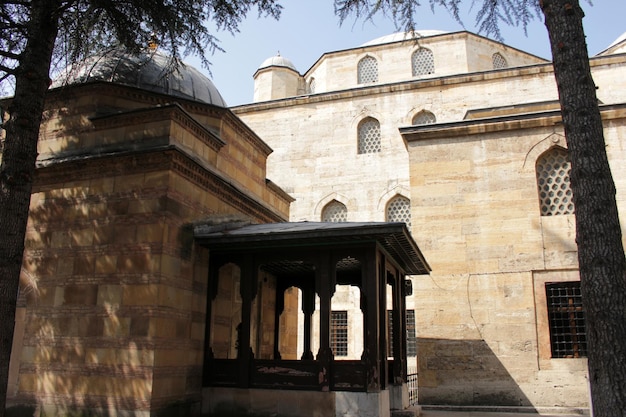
[417,338,534,408]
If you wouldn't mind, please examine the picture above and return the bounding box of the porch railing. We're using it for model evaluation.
[407,366,418,406]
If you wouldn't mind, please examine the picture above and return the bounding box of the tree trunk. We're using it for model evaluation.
[0,1,59,415]
[541,1,626,415]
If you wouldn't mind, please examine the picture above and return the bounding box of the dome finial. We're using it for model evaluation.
[148,33,158,51]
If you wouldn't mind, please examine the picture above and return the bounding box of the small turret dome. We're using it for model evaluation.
[51,48,227,107]
[257,53,298,72]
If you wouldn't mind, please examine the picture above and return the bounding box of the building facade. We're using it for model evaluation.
[232,30,626,411]
[4,49,294,417]
[4,29,626,416]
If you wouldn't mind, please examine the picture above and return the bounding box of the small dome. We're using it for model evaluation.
[361,30,448,47]
[51,48,227,107]
[257,53,297,72]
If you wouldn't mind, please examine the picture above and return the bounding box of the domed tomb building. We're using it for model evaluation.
[5,48,295,417]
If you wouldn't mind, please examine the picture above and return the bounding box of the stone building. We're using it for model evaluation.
[4,28,626,417]
[4,47,427,417]
[231,30,626,412]
[4,49,295,416]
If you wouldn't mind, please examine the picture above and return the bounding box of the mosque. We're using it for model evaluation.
[3,28,626,417]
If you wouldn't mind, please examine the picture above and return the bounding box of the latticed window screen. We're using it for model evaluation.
[358,56,378,84]
[492,53,508,69]
[412,111,436,126]
[386,196,411,228]
[387,309,417,357]
[358,117,381,154]
[536,148,574,216]
[331,311,348,357]
[406,310,417,357]
[546,282,587,358]
[411,48,435,76]
[322,200,347,222]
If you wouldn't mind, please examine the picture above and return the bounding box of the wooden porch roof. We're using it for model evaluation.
[194,221,431,275]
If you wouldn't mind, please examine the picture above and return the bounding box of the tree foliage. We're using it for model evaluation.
[334,0,541,41]
[0,0,282,93]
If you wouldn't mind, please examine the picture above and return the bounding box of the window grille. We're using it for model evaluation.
[387,309,417,357]
[536,147,574,216]
[331,310,348,357]
[358,117,381,154]
[492,53,508,69]
[387,196,411,228]
[358,56,378,84]
[322,200,347,222]
[412,48,435,76]
[546,282,587,358]
[412,111,436,126]
[406,310,417,357]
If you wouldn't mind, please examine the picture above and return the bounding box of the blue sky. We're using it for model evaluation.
[190,1,624,106]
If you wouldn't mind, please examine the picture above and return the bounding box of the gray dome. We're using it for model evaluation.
[361,30,448,46]
[257,53,297,72]
[51,48,227,107]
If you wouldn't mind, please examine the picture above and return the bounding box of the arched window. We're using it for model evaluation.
[386,195,411,228]
[492,52,508,69]
[357,117,381,154]
[412,110,436,125]
[411,48,435,76]
[308,77,316,94]
[322,200,347,222]
[536,147,574,216]
[358,56,378,84]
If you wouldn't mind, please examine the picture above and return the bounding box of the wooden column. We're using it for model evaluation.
[389,269,405,385]
[238,257,256,388]
[363,247,381,392]
[316,251,333,391]
[301,283,315,360]
[273,282,286,360]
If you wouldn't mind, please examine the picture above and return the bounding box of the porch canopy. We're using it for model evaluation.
[194,221,430,393]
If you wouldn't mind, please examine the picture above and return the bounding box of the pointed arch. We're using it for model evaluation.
[536,147,574,216]
[411,48,434,76]
[357,55,378,84]
[412,110,436,125]
[385,195,412,228]
[321,200,348,222]
[492,52,508,69]
[357,117,381,154]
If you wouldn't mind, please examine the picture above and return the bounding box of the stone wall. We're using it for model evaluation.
[7,84,290,417]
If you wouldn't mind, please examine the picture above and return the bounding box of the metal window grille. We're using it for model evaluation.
[536,148,574,216]
[492,53,508,69]
[387,309,417,357]
[412,111,436,125]
[331,310,348,357]
[546,282,587,358]
[322,200,347,222]
[406,309,417,357]
[358,56,378,84]
[387,196,412,228]
[412,48,435,76]
[358,117,381,154]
